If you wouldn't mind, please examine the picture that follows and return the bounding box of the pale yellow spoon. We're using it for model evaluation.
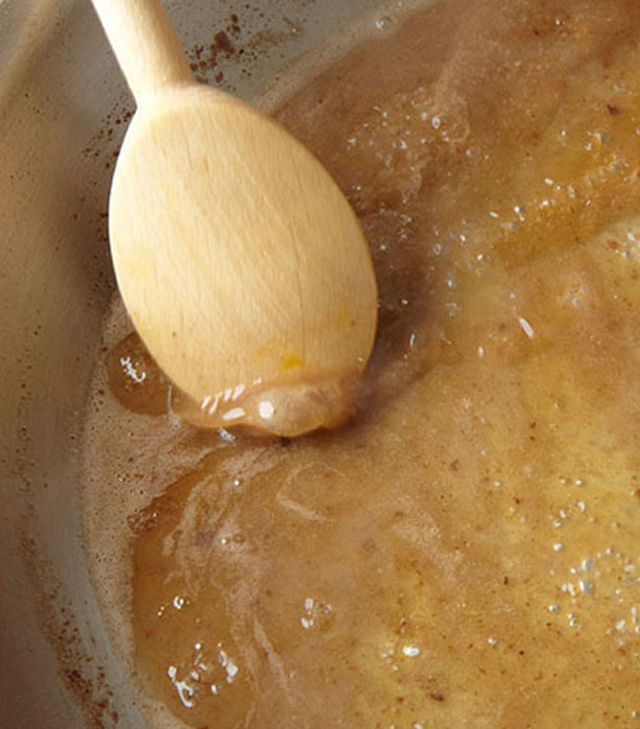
[91,0,378,436]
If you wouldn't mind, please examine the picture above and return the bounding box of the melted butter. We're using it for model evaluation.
[108,334,357,437]
[84,0,640,727]
[108,338,357,436]
[107,332,169,416]
[171,375,357,437]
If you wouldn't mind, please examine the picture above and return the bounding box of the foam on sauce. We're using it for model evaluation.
[83,0,640,727]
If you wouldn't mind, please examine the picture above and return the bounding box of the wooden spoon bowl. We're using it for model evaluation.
[91,0,378,436]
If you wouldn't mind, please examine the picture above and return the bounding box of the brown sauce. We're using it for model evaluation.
[83,0,640,727]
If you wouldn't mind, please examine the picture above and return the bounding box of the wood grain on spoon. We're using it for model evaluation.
[91,0,378,437]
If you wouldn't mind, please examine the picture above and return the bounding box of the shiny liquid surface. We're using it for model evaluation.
[83,0,640,726]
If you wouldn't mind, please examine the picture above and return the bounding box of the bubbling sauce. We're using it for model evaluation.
[83,0,640,727]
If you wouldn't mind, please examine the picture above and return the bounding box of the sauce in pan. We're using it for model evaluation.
[83,0,640,726]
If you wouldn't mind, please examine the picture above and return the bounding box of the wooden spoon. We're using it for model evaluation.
[91,0,378,437]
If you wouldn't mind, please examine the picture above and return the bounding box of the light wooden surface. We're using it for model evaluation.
[91,0,378,435]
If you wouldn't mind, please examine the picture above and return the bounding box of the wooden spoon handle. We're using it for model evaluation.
[91,0,194,103]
